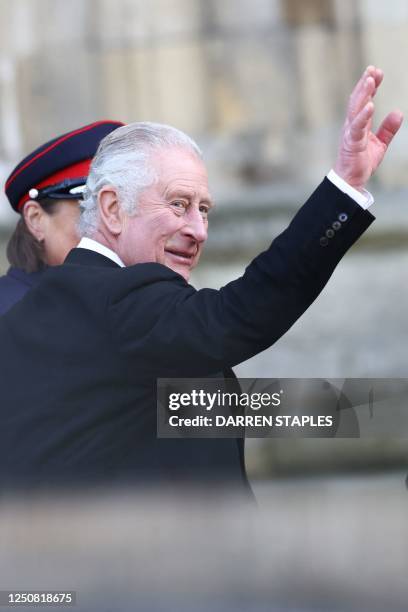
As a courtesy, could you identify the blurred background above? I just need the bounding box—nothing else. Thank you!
[1,1,408,610]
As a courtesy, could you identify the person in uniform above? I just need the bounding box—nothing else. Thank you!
[0,120,124,315]
[0,67,403,491]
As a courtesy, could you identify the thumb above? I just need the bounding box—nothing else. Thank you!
[376,110,404,148]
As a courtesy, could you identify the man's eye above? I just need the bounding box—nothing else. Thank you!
[171,201,187,213]
[199,206,209,218]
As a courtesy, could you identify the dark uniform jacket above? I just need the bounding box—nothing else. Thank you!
[0,180,374,490]
[0,267,44,315]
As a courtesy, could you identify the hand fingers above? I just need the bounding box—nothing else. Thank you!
[376,110,404,147]
[347,68,372,114]
[371,68,384,99]
[373,67,384,89]
[348,69,376,119]
[346,65,383,115]
[349,101,375,142]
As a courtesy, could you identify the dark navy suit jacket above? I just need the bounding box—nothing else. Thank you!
[0,179,374,490]
[0,267,44,315]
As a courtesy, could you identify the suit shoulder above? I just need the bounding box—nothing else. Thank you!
[121,262,185,284]
[109,263,190,299]
[45,261,191,307]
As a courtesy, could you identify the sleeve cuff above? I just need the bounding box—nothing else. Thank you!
[326,169,374,210]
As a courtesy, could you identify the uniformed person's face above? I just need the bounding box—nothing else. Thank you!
[41,200,80,265]
[120,147,213,281]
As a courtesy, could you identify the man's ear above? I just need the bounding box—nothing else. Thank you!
[98,186,123,235]
[23,201,46,242]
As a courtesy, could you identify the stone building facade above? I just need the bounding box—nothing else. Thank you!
[0,0,407,228]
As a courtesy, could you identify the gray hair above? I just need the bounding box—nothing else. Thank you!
[78,122,202,237]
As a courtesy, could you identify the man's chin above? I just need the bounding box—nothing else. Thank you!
[172,265,190,282]
[163,261,191,281]
[164,254,197,281]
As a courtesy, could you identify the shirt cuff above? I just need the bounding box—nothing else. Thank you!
[326,169,374,210]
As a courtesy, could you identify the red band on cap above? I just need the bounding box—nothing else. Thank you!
[6,120,115,191]
[17,158,92,211]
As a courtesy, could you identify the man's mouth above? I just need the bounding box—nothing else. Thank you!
[164,248,196,266]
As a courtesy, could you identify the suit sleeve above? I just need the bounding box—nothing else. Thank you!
[108,179,374,376]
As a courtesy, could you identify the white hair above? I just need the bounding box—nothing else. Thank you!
[78,121,202,237]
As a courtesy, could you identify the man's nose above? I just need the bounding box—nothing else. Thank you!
[181,209,208,243]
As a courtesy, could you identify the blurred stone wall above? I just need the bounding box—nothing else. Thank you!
[1,0,408,229]
[2,476,408,612]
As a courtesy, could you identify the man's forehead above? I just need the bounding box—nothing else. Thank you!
[152,147,211,197]
[152,147,207,175]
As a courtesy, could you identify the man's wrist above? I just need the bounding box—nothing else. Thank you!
[327,169,374,210]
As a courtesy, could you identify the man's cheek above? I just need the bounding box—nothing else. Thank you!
[191,252,201,270]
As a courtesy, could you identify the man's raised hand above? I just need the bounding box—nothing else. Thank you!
[334,66,403,192]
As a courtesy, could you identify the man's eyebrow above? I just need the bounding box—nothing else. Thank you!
[165,188,215,208]
[201,197,215,209]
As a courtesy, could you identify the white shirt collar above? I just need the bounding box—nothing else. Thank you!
[77,237,125,268]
